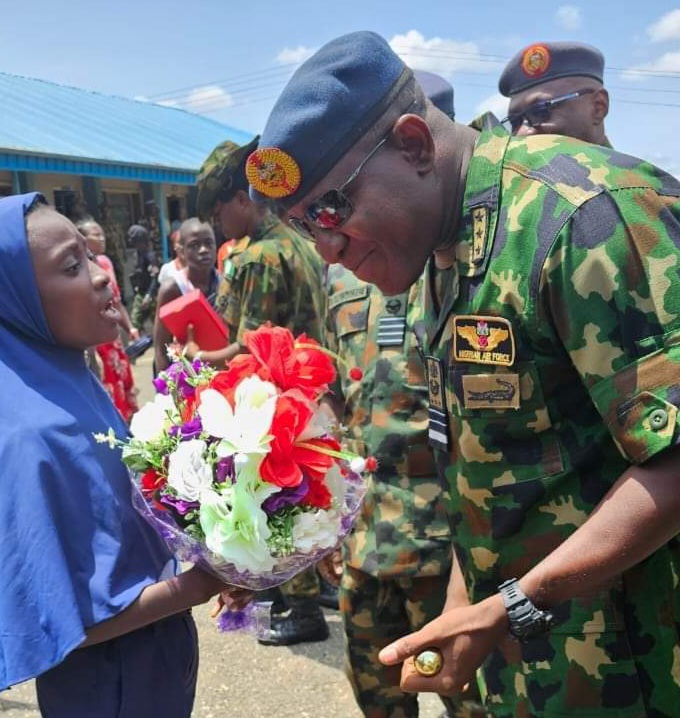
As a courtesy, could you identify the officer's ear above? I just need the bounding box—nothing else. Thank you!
[592,88,609,124]
[389,114,435,176]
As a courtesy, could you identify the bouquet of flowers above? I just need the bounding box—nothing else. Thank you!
[97,325,369,605]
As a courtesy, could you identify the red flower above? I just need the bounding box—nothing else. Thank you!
[260,391,340,488]
[365,456,378,472]
[140,468,166,497]
[243,325,336,399]
[301,476,332,509]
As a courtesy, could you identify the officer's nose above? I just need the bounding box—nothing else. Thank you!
[315,229,348,264]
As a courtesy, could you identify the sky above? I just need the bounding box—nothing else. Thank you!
[2,0,680,176]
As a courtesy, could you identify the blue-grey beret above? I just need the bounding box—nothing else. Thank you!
[247,31,412,208]
[498,41,604,97]
[414,70,455,118]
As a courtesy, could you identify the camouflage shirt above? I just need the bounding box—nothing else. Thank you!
[324,264,451,578]
[415,114,680,716]
[215,211,324,343]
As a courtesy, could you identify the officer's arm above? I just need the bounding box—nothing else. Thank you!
[519,443,680,608]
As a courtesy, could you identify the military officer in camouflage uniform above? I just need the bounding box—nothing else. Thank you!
[498,41,612,147]
[248,31,680,717]
[194,137,329,647]
[324,73,481,718]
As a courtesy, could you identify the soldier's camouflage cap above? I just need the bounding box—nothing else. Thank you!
[499,41,604,97]
[195,135,260,221]
[247,31,411,209]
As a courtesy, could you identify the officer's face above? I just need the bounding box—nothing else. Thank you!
[507,78,604,144]
[213,192,249,241]
[288,118,440,296]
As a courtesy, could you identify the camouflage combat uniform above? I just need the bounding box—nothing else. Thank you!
[325,264,463,717]
[416,114,680,717]
[216,210,324,599]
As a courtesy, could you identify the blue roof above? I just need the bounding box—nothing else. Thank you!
[0,72,253,183]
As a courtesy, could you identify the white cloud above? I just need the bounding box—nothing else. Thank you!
[476,93,509,119]
[556,5,582,30]
[647,9,680,42]
[276,46,316,65]
[174,85,234,112]
[388,30,499,75]
[622,50,680,80]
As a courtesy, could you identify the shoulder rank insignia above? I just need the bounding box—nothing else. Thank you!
[245,147,301,199]
[425,356,449,450]
[453,315,515,366]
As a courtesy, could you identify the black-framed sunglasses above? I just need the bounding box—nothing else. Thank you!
[501,88,595,133]
[288,135,389,241]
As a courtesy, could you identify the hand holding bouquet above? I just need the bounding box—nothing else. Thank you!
[97,325,368,612]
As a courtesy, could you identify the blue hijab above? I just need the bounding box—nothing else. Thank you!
[0,194,171,689]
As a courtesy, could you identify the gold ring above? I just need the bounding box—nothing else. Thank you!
[413,647,443,677]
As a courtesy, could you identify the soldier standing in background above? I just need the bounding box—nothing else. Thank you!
[498,41,611,146]
[192,137,330,647]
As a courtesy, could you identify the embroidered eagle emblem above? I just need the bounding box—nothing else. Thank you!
[456,324,509,352]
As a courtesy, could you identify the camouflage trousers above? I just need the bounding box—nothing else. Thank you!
[279,566,320,599]
[340,566,483,718]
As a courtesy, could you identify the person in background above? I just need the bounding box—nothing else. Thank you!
[158,229,186,286]
[0,194,248,717]
[250,31,680,716]
[323,68,482,718]
[188,136,330,647]
[128,223,159,334]
[77,218,139,423]
[153,218,220,372]
[498,41,611,146]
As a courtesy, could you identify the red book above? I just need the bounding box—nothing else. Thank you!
[159,289,229,351]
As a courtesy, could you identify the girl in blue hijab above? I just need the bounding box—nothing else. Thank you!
[0,194,235,717]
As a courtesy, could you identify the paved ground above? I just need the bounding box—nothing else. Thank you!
[0,351,444,718]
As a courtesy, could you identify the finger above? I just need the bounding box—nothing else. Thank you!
[400,656,469,697]
[186,323,194,342]
[378,627,436,666]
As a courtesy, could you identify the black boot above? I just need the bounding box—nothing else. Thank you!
[254,587,287,615]
[257,598,329,646]
[316,571,339,610]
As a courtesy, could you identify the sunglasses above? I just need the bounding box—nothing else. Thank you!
[288,135,389,241]
[501,88,595,133]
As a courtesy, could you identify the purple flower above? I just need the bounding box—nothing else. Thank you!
[216,456,235,484]
[262,476,310,514]
[159,494,200,515]
[218,606,258,632]
[179,416,203,440]
[153,376,169,395]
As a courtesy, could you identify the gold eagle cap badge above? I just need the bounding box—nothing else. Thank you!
[245,147,301,199]
[521,44,551,78]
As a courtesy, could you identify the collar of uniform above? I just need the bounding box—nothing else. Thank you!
[454,112,510,278]
[229,234,252,257]
[251,210,280,243]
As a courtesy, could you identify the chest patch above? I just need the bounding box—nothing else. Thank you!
[461,373,520,410]
[453,315,515,366]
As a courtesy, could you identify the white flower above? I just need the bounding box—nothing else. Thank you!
[324,462,347,507]
[129,393,176,442]
[197,377,277,459]
[199,468,279,573]
[292,509,341,553]
[167,439,213,501]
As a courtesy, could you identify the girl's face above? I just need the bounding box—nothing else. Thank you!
[81,221,106,255]
[27,208,120,349]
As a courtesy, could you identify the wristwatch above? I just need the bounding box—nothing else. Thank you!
[498,578,555,642]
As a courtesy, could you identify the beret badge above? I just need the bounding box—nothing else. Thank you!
[521,44,551,78]
[246,147,301,199]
